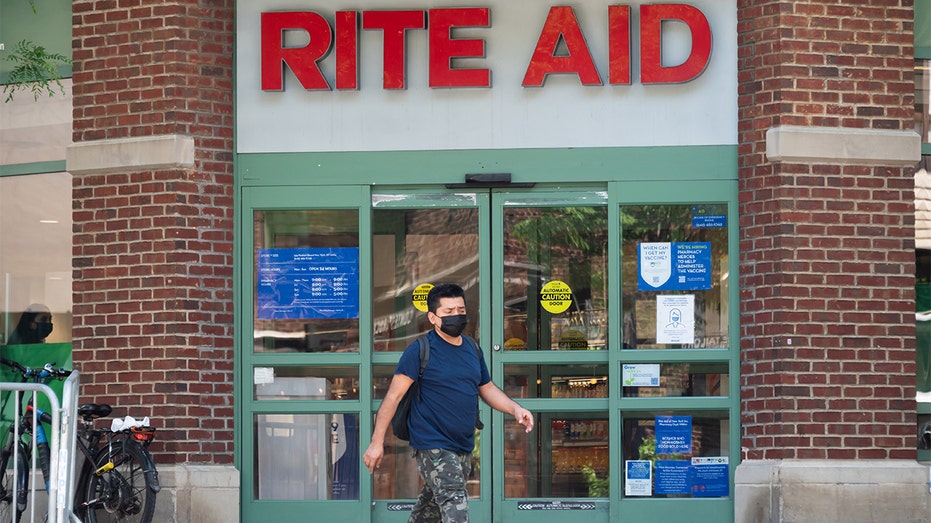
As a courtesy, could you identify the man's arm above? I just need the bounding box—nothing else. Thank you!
[478,381,534,433]
[363,373,414,473]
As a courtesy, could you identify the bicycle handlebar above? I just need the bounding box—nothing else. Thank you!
[0,358,72,381]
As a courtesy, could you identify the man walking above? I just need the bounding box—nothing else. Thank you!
[363,283,534,522]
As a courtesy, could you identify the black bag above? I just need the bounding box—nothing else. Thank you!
[390,334,484,441]
[391,382,417,441]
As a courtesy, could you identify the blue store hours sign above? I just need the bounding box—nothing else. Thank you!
[256,247,360,319]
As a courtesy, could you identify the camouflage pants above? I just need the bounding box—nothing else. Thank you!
[408,448,472,523]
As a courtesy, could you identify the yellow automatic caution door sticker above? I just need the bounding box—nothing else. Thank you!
[540,280,572,314]
[412,283,433,312]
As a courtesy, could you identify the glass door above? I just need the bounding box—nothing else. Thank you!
[368,190,490,522]
[368,188,612,523]
[489,190,612,522]
[241,186,371,522]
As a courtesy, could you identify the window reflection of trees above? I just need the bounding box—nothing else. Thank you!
[621,205,729,349]
[506,206,609,351]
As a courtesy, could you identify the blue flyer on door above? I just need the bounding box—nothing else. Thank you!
[256,247,360,319]
[654,415,692,454]
[690,457,729,497]
[638,242,712,291]
[654,460,692,495]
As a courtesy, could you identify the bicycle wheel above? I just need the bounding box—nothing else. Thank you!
[0,441,30,522]
[82,440,156,523]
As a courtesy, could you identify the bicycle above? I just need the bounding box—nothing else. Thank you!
[0,358,160,523]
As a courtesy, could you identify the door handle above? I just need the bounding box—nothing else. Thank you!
[493,343,501,351]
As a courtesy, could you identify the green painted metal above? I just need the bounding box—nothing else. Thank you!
[0,161,66,176]
[237,145,737,187]
[917,0,931,58]
[235,147,739,523]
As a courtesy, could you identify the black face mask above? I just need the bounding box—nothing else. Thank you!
[35,322,53,339]
[438,314,468,337]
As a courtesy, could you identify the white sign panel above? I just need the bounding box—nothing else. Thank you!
[236,0,738,153]
[623,363,661,387]
[656,294,695,344]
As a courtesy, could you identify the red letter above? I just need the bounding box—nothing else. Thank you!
[335,11,359,90]
[362,10,426,89]
[428,8,491,88]
[608,5,631,85]
[640,4,712,84]
[261,12,332,91]
[522,6,602,87]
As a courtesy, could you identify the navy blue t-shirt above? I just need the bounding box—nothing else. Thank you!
[395,330,491,454]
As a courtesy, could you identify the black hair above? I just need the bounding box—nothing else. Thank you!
[426,283,466,313]
[9,310,46,344]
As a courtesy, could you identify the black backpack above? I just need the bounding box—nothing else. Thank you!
[390,334,484,441]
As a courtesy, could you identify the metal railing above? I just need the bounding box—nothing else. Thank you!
[0,370,80,523]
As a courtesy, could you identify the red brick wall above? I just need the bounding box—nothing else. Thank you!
[737,0,917,459]
[71,0,235,465]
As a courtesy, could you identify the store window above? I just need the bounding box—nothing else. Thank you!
[250,208,362,501]
[503,205,609,352]
[504,411,610,499]
[0,172,73,348]
[621,410,730,498]
[252,209,360,353]
[620,204,729,350]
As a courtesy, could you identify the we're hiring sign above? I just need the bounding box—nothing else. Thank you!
[236,1,737,153]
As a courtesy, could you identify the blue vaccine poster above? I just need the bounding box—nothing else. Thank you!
[638,242,712,291]
[256,247,359,319]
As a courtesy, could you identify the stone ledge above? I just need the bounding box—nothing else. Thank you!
[158,463,240,489]
[735,459,931,523]
[766,125,921,166]
[152,463,240,523]
[66,134,195,175]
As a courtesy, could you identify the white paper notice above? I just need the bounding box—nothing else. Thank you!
[254,367,274,385]
[656,294,695,344]
[625,460,653,496]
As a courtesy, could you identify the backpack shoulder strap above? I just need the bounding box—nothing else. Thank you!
[417,334,430,378]
[462,335,486,430]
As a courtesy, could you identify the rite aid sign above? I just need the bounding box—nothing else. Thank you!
[237,1,737,153]
[261,5,712,90]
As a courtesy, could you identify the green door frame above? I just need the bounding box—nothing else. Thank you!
[608,179,740,521]
[239,185,373,522]
[235,145,739,523]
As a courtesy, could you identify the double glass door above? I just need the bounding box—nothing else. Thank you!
[241,183,736,523]
[369,189,611,523]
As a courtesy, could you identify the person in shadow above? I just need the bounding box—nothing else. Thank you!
[6,303,53,345]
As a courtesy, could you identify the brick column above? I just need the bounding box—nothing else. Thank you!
[68,0,235,469]
[735,1,923,520]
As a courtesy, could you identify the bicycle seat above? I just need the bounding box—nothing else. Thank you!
[78,403,113,419]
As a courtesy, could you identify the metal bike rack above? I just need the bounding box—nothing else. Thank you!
[0,370,80,523]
